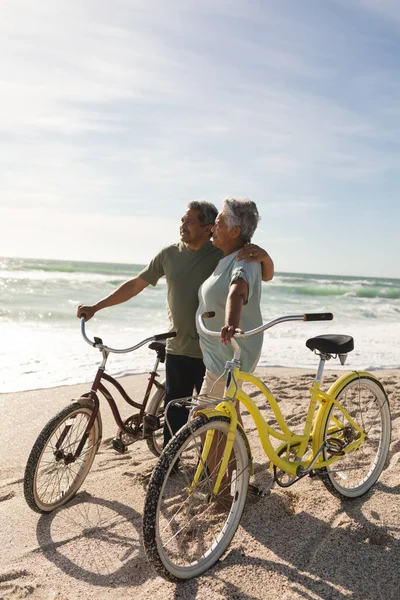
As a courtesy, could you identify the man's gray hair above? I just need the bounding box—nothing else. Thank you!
[187,200,218,226]
[222,197,260,243]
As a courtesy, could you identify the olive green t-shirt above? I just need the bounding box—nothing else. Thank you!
[138,242,222,358]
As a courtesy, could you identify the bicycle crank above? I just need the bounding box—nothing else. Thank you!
[274,443,304,487]
[113,414,143,453]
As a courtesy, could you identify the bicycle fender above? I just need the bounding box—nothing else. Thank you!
[313,371,386,455]
[146,380,166,415]
[327,371,386,399]
[195,408,254,476]
[196,407,231,419]
[72,395,103,441]
[72,393,95,407]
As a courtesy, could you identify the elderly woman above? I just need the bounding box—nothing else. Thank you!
[196,197,265,401]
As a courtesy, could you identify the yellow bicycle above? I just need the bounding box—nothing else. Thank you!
[143,312,391,581]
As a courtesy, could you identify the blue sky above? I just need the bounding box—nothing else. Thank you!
[1,0,400,277]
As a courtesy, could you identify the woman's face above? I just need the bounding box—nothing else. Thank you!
[211,211,233,250]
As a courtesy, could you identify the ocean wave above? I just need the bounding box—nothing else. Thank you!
[0,269,167,287]
[0,309,76,323]
[1,257,142,276]
[279,285,400,300]
[0,270,129,284]
[272,273,393,287]
[359,309,378,319]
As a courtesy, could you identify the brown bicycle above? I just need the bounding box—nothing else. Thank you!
[24,317,175,513]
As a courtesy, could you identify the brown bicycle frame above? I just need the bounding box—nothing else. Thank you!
[74,355,165,458]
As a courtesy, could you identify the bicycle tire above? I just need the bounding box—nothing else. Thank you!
[146,383,166,457]
[143,414,250,581]
[321,375,391,498]
[24,402,101,513]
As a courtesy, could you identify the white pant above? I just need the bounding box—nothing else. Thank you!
[200,369,243,397]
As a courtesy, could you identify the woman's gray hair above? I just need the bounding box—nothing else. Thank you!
[187,201,218,226]
[222,197,260,243]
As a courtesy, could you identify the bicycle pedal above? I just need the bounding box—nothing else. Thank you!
[143,414,160,432]
[325,437,346,456]
[112,438,128,454]
[248,483,263,497]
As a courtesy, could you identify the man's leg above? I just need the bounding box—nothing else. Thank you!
[163,354,205,447]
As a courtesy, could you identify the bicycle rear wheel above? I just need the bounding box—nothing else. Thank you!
[322,375,391,498]
[143,414,250,581]
[24,402,101,513]
[146,383,165,457]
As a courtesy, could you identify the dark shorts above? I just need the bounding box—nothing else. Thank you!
[163,353,205,446]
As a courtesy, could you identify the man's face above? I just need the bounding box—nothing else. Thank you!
[180,209,211,245]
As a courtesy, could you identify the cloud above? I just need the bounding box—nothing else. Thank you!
[0,206,177,264]
[357,0,400,21]
[1,0,400,275]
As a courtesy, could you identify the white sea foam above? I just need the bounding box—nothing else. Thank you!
[1,257,400,392]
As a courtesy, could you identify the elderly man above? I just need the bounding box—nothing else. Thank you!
[77,200,274,445]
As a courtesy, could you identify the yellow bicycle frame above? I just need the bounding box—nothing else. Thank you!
[196,368,378,494]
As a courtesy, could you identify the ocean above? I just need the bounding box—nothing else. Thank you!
[1,256,400,393]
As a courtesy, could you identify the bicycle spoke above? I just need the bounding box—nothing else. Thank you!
[144,415,250,579]
[24,403,100,512]
[322,376,390,498]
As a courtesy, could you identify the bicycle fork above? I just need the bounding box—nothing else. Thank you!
[191,400,238,499]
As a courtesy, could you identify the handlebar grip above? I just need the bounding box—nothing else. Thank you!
[303,313,333,321]
[154,331,177,341]
[202,311,216,318]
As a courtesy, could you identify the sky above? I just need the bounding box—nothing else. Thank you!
[1,0,400,278]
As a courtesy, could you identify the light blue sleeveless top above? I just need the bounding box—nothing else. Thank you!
[196,250,263,375]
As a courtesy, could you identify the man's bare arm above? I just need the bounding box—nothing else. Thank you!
[77,276,150,321]
[236,244,274,282]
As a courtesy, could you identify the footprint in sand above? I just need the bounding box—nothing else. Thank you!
[284,490,300,515]
[0,582,43,599]
[285,414,305,427]
[367,529,393,547]
[0,569,31,584]
[342,522,394,548]
[122,465,155,486]
[278,391,292,399]
[0,489,15,502]
[389,410,400,421]
[94,452,133,473]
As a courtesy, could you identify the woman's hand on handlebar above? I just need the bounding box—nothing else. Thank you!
[220,325,244,345]
[77,304,96,321]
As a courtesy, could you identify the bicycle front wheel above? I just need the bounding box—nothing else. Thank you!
[143,414,250,581]
[24,402,101,513]
[322,375,391,498]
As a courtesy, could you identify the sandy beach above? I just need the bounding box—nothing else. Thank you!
[1,366,400,600]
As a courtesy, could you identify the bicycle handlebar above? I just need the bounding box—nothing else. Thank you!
[303,313,333,322]
[80,317,176,354]
[197,312,333,339]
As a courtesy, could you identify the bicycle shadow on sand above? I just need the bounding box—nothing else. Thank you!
[228,481,400,600]
[172,554,354,600]
[35,492,149,588]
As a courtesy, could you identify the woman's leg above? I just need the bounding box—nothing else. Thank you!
[199,370,243,503]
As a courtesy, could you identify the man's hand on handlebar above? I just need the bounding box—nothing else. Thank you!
[77,305,96,321]
[220,325,244,345]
